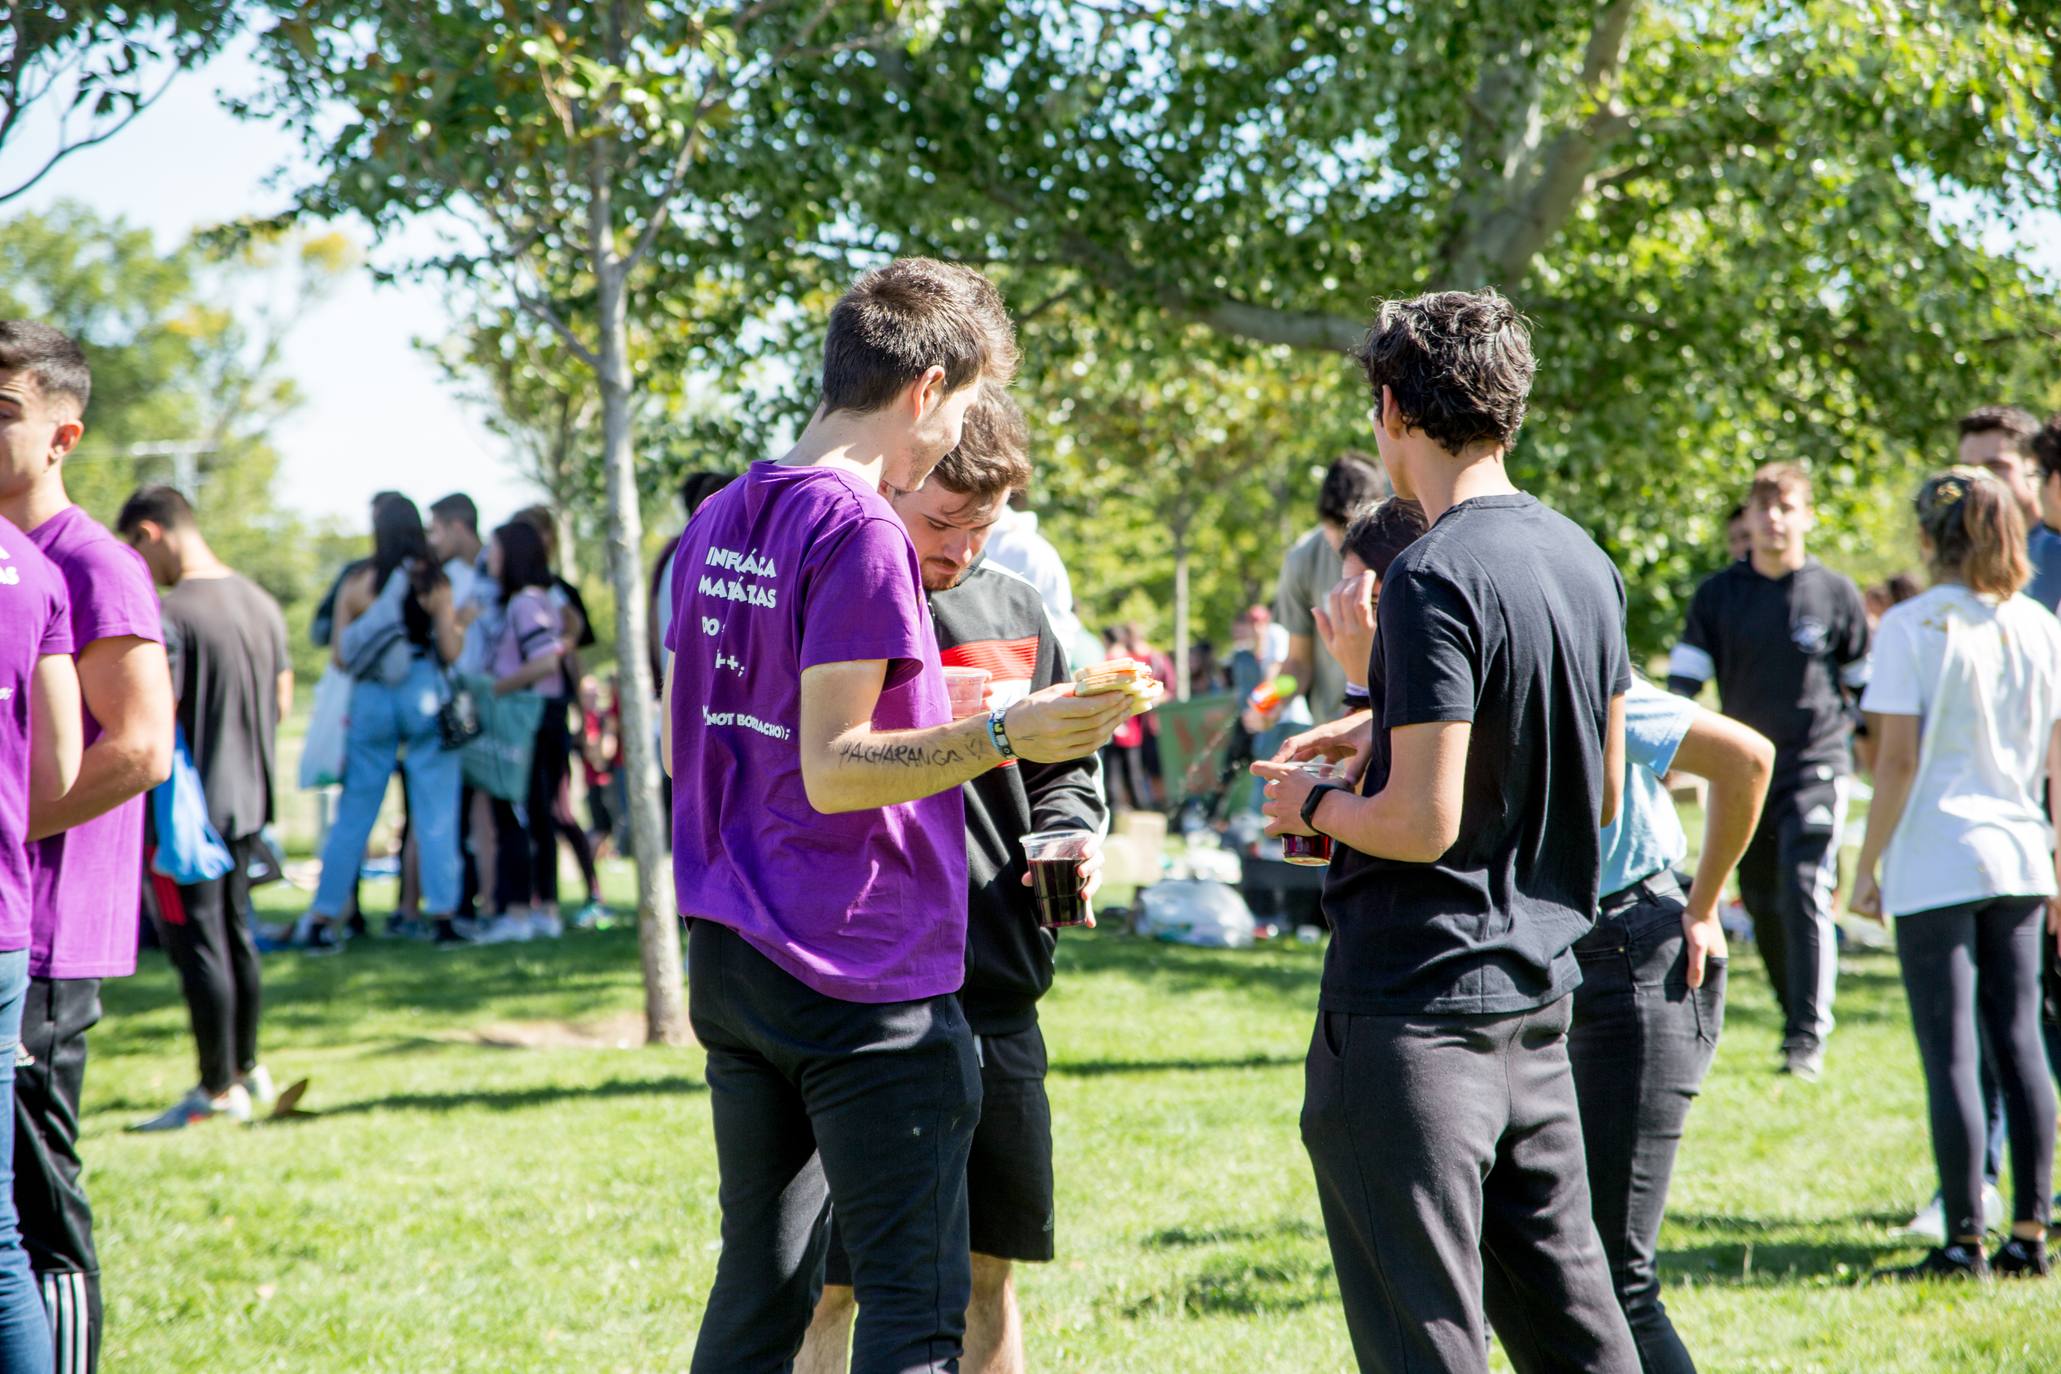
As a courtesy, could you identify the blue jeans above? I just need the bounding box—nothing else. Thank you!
[315,660,461,917]
[0,948,53,1373]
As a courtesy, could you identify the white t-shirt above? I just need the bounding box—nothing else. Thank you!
[984,509,1082,648]
[1860,585,2061,916]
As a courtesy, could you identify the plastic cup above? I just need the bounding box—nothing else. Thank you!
[943,665,992,719]
[1282,761,1338,867]
[1021,829,1100,928]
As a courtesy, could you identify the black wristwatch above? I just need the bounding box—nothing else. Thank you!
[1300,781,1348,836]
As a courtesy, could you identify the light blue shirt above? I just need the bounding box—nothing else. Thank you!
[1598,680,1697,900]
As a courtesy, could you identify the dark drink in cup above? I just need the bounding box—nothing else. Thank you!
[1282,761,1337,866]
[1021,829,1099,928]
[1281,832,1333,866]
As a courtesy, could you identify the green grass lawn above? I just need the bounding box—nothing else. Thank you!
[89,863,2058,1373]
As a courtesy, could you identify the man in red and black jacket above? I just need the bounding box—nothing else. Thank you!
[798,384,1106,1374]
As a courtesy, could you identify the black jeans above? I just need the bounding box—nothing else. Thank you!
[1570,877,1724,1374]
[686,920,981,1374]
[1895,896,2056,1237]
[13,976,103,1374]
[1301,995,1638,1374]
[1735,776,1844,1051]
[149,833,264,1096]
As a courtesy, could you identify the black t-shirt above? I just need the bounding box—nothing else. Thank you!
[1320,495,1632,1015]
[161,573,290,840]
[1667,559,1868,789]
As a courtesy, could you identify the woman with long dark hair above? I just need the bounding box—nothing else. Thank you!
[309,497,462,951]
[476,520,571,943]
[1852,466,2060,1281]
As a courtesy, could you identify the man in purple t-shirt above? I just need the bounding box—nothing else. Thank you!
[0,516,81,1371]
[0,322,174,1374]
[661,261,1149,1373]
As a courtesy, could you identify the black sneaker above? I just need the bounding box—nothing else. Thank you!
[433,918,476,948]
[1886,1243,1990,1282]
[305,924,343,958]
[1779,1041,1824,1082]
[1991,1236,2051,1278]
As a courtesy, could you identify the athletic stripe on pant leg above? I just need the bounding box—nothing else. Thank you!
[1806,779,1848,1042]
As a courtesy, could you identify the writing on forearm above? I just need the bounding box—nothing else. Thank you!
[837,739,973,769]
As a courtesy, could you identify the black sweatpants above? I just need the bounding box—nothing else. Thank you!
[1735,774,1845,1051]
[1300,995,1638,1374]
[493,707,571,909]
[149,834,263,1096]
[1569,878,1724,1374]
[13,976,103,1374]
[1895,896,2056,1238]
[686,920,981,1374]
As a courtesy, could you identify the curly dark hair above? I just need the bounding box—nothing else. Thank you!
[1341,497,1430,580]
[2030,413,2061,484]
[1355,290,1534,455]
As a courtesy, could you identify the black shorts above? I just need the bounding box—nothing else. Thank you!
[825,1022,1055,1283]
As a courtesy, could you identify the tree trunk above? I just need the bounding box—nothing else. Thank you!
[593,242,688,1046]
[1172,529,1191,703]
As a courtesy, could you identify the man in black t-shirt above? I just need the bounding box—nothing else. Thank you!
[1668,463,1868,1081]
[1258,291,1638,1374]
[117,486,291,1130]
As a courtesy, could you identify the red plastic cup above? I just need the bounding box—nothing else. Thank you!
[1021,829,1099,927]
[943,666,992,720]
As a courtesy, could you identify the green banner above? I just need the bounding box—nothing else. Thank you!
[1150,691,1241,808]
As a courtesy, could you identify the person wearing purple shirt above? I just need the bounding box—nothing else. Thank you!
[0,515,82,1374]
[0,322,174,1374]
[661,260,1149,1374]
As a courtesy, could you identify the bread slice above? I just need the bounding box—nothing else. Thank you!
[1074,657,1151,696]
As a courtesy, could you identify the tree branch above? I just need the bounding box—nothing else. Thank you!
[0,65,179,205]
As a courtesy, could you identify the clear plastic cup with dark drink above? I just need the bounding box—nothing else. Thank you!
[1282,761,1339,866]
[1021,829,1099,928]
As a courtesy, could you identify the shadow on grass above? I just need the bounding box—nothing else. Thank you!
[1659,1210,1905,1287]
[1053,1053,1302,1078]
[1055,930,1323,1007]
[290,1074,708,1119]
[1116,1250,1336,1318]
[1142,1217,1323,1249]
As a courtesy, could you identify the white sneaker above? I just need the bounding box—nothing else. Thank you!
[241,1065,277,1108]
[131,1083,252,1132]
[1895,1184,2006,1242]
[528,912,564,940]
[475,915,534,945]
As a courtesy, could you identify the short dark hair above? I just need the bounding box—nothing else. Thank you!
[492,519,554,594]
[819,258,1018,416]
[927,384,1031,504]
[1318,453,1387,526]
[1341,498,1430,580]
[116,484,196,536]
[512,505,558,563]
[1748,462,1811,507]
[429,492,478,534]
[1959,404,2040,450]
[680,471,736,519]
[2029,414,2061,484]
[0,321,90,414]
[1724,502,1746,525]
[1355,289,1534,456]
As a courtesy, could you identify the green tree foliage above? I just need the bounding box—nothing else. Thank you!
[0,0,242,203]
[759,0,2061,652]
[0,202,351,678]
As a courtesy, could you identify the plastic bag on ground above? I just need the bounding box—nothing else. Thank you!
[1135,879,1257,949]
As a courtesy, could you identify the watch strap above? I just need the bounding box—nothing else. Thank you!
[1300,780,1348,836]
[986,706,1017,761]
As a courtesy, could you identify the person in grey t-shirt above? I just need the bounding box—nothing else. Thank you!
[1255,454,1386,730]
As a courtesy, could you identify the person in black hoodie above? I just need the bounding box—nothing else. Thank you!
[797,384,1105,1374]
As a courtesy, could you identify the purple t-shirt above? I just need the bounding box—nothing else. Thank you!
[27,505,163,979]
[666,463,967,1003]
[0,517,73,953]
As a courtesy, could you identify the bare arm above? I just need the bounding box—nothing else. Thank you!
[1849,712,1920,921]
[427,584,463,667]
[799,661,1140,816]
[329,570,374,671]
[26,635,174,841]
[1257,720,1470,864]
[276,669,295,725]
[661,655,675,777]
[494,644,563,696]
[1668,709,1775,986]
[1600,692,1627,829]
[27,653,83,833]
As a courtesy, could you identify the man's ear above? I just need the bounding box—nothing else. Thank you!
[50,416,84,463]
[910,365,948,421]
[1379,386,1409,441]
